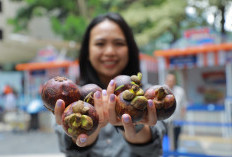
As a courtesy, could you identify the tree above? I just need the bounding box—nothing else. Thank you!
[8,0,186,46]
[186,0,232,34]
[122,0,187,47]
[10,0,231,55]
[8,0,129,42]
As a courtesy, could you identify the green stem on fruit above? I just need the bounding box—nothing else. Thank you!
[84,92,93,104]
[64,113,82,129]
[115,85,124,92]
[137,72,142,81]
[131,81,138,86]
[135,88,144,96]
[157,87,166,100]
[72,100,84,113]
[131,85,139,93]
[81,115,93,130]
[131,75,140,85]
[131,96,148,110]
[123,90,135,101]
[72,100,89,114]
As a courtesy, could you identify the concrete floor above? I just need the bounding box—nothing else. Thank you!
[0,130,64,157]
[179,134,232,157]
[0,122,231,157]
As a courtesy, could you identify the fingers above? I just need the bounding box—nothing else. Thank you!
[94,91,108,127]
[75,134,88,147]
[102,89,109,119]
[107,79,115,96]
[106,79,121,125]
[146,99,157,126]
[102,89,108,102]
[121,114,136,138]
[108,94,119,125]
[54,99,65,125]
[94,91,103,118]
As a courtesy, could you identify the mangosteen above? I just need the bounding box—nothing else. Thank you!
[41,76,81,112]
[62,100,99,138]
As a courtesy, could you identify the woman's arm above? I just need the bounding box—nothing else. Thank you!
[125,121,166,157]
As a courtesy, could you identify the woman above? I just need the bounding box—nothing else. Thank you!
[54,12,166,157]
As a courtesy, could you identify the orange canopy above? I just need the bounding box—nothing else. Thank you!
[16,60,79,71]
[154,43,232,57]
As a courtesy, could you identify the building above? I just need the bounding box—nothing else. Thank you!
[0,0,66,67]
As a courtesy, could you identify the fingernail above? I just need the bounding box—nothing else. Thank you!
[102,90,107,96]
[79,137,86,143]
[110,80,114,86]
[95,91,101,99]
[57,99,62,107]
[148,100,153,108]
[110,94,115,102]
[122,114,130,123]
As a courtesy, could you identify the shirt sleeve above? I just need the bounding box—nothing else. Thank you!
[126,121,166,157]
[54,125,98,157]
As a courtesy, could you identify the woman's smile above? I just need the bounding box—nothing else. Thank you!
[89,19,129,81]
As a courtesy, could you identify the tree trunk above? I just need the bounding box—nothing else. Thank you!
[219,2,226,34]
[77,0,89,20]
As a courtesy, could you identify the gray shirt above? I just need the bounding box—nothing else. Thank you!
[55,121,166,157]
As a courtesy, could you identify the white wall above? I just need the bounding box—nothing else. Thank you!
[0,0,24,40]
[0,0,61,41]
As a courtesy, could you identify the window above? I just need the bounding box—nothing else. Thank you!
[0,29,3,40]
[0,1,2,13]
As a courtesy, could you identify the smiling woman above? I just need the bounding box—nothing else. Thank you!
[54,12,166,157]
[89,20,129,86]
[79,12,140,89]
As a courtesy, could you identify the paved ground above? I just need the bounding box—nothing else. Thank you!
[0,130,65,157]
[179,134,232,157]
[0,124,231,157]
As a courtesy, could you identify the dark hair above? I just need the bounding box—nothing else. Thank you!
[79,12,140,88]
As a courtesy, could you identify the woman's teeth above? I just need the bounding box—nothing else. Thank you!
[104,61,116,65]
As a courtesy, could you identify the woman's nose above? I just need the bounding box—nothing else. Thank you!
[104,45,115,55]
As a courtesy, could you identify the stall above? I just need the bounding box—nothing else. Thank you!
[16,60,79,131]
[155,43,232,137]
[15,47,79,131]
[139,53,158,85]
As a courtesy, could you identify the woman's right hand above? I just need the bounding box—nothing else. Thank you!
[54,90,108,147]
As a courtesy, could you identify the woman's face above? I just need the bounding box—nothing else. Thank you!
[89,20,129,81]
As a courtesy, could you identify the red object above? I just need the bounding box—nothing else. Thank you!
[3,85,13,94]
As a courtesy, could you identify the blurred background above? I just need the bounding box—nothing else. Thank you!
[0,0,232,156]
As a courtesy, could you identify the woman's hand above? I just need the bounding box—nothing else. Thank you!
[106,80,157,144]
[54,90,108,147]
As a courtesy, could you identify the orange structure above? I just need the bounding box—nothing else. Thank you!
[154,42,232,137]
[16,60,79,71]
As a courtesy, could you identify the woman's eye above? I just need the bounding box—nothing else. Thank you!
[115,42,126,46]
[95,43,104,46]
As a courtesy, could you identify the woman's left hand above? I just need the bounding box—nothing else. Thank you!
[105,80,157,144]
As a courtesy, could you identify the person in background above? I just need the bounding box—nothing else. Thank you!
[2,85,17,128]
[54,12,166,157]
[165,72,187,151]
[2,85,17,113]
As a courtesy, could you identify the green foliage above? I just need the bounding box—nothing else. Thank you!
[122,0,187,47]
[51,14,87,41]
[8,0,128,41]
[10,0,230,55]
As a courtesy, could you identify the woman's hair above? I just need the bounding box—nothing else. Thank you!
[79,12,140,88]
